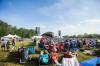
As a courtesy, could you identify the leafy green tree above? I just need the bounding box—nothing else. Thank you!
[0,20,36,38]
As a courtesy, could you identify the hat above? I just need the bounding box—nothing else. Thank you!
[64,51,72,58]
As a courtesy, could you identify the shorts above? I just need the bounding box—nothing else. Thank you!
[1,45,5,48]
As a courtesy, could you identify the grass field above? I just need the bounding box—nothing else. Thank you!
[0,41,93,66]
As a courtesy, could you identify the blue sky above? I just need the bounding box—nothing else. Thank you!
[0,0,100,36]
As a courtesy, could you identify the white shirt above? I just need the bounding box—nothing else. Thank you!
[1,40,7,46]
[62,56,79,66]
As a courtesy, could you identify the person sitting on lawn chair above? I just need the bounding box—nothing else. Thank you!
[39,50,49,65]
[18,46,29,63]
[59,42,64,52]
[51,49,61,66]
[39,39,46,50]
[62,51,79,66]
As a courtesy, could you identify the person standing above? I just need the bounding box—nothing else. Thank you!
[10,37,17,52]
[1,39,7,51]
[6,40,10,51]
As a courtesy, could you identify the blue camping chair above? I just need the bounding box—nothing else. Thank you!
[27,46,35,54]
[24,49,29,60]
[19,47,29,63]
[70,40,78,52]
[39,53,49,66]
[39,43,46,50]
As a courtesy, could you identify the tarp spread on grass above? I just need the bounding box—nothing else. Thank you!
[80,57,100,66]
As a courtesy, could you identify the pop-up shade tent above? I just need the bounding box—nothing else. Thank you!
[1,34,21,41]
[4,34,14,38]
[13,35,21,39]
[80,57,100,66]
[4,34,21,38]
[32,36,42,39]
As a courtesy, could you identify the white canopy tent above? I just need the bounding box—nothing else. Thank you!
[4,34,14,38]
[4,34,21,38]
[32,36,42,39]
[1,34,21,41]
[13,35,21,39]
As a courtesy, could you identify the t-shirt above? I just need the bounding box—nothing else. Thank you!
[40,54,49,63]
[12,38,16,45]
[1,40,7,46]
[51,52,59,60]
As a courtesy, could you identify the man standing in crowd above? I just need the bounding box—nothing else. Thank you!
[10,37,17,52]
[1,39,7,51]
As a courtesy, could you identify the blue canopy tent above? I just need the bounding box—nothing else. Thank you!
[80,57,100,66]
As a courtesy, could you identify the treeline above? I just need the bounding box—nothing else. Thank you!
[0,20,36,38]
[63,33,100,39]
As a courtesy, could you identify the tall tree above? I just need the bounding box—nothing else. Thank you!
[0,20,36,38]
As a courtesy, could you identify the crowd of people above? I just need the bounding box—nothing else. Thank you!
[0,36,98,66]
[31,37,98,66]
[0,37,17,52]
[38,37,97,53]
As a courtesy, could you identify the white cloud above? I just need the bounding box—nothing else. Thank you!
[80,19,100,25]
[39,18,100,36]
[36,0,100,35]
[3,0,100,36]
[78,19,100,34]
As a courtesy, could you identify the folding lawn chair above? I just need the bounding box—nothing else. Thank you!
[19,47,29,63]
[39,53,49,66]
[27,46,35,54]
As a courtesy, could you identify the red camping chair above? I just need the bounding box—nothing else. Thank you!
[49,44,54,51]
[56,44,59,52]
[59,43,64,52]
